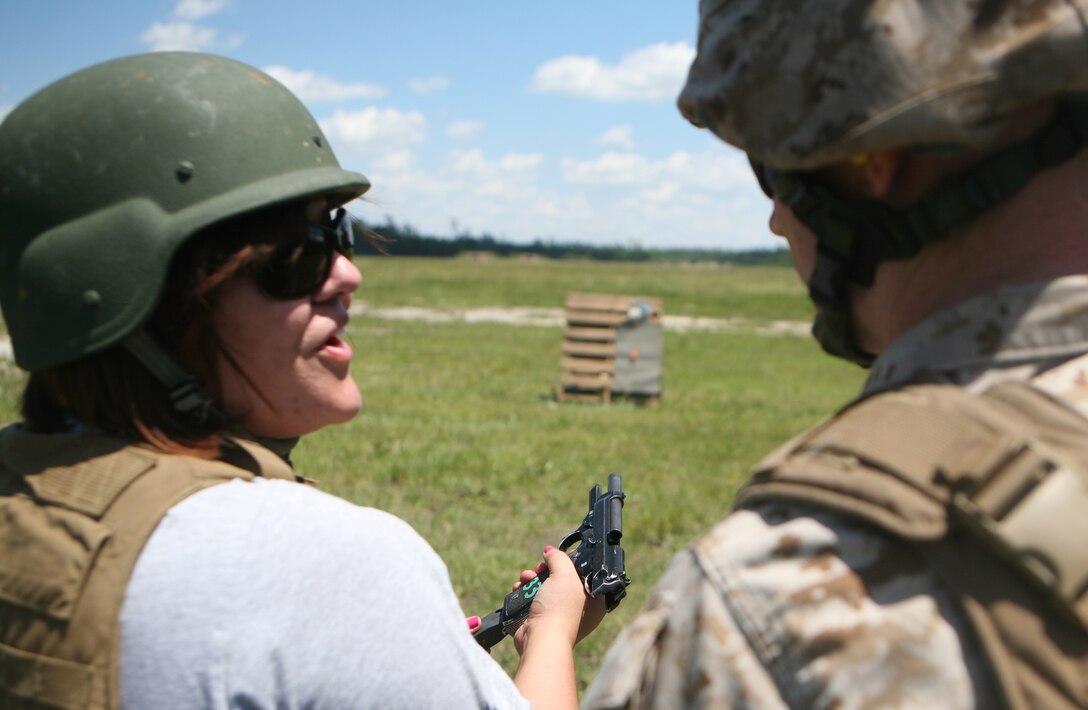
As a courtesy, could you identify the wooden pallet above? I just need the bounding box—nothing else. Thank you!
[556,292,663,404]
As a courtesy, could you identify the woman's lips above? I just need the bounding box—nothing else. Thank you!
[317,330,353,363]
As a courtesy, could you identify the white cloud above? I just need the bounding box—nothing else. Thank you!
[450,149,543,177]
[529,41,695,102]
[563,152,651,186]
[499,154,544,172]
[549,146,772,247]
[352,140,774,251]
[446,120,484,141]
[367,148,552,238]
[174,0,230,20]
[409,76,450,95]
[264,66,386,102]
[140,22,243,52]
[322,107,428,171]
[599,124,635,150]
[0,105,12,124]
[641,181,681,204]
[562,147,751,190]
[450,149,487,174]
[375,150,415,172]
[446,149,545,201]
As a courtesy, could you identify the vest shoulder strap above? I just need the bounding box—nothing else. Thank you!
[736,381,1088,709]
[740,381,1088,625]
[0,434,257,710]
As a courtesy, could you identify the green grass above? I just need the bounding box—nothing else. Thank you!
[355,255,811,322]
[0,361,21,418]
[0,256,865,689]
[305,256,863,683]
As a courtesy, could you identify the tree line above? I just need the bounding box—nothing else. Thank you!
[354,216,791,267]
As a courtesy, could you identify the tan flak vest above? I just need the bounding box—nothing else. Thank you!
[0,427,301,710]
[736,378,1088,710]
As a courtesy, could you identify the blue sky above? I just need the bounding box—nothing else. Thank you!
[0,0,777,251]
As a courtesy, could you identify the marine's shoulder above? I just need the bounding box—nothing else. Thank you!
[586,503,993,709]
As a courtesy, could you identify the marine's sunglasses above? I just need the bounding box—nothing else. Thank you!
[257,207,355,299]
[748,156,776,199]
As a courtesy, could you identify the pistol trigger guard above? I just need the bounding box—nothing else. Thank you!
[558,528,584,551]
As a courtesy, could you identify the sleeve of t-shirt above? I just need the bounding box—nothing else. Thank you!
[119,477,530,710]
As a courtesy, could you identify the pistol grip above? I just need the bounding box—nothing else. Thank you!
[472,610,506,649]
[472,568,551,649]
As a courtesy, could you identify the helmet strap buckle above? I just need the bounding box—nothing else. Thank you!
[122,329,223,425]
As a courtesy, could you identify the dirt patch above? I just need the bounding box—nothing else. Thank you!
[352,304,810,336]
[0,308,809,362]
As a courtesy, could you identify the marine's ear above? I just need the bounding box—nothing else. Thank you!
[860,149,903,199]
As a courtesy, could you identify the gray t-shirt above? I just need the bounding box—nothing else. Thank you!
[120,477,530,709]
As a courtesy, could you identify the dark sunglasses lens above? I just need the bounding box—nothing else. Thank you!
[258,231,333,299]
[748,156,774,198]
[256,209,354,299]
[258,248,331,299]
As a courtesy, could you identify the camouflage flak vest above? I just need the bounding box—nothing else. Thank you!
[0,428,299,710]
[737,380,1088,710]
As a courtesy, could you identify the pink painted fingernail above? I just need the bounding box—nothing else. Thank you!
[467,615,481,631]
[544,545,556,553]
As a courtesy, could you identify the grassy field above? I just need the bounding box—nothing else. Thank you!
[355,256,812,322]
[0,255,865,689]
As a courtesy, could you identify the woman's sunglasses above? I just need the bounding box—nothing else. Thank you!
[257,207,355,299]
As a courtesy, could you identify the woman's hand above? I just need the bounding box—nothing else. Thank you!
[512,546,606,655]
[508,546,606,708]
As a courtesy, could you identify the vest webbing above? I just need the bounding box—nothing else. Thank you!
[736,381,1088,710]
[0,430,298,710]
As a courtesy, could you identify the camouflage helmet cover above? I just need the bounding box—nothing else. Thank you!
[0,52,370,372]
[678,0,1088,170]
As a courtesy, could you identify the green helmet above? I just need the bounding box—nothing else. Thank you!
[678,1,1088,365]
[0,52,370,372]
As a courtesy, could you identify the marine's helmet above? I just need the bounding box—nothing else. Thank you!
[678,0,1088,364]
[0,52,370,374]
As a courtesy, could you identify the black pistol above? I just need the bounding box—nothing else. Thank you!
[472,473,631,649]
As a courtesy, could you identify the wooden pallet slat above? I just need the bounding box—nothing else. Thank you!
[562,341,615,358]
[560,371,612,388]
[564,326,617,342]
[560,356,612,374]
[565,293,664,318]
[565,310,627,327]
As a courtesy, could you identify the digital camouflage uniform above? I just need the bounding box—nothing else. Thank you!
[675,0,1088,172]
[583,278,1088,709]
[585,1,1088,708]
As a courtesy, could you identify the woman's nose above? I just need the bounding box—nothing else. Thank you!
[316,252,362,303]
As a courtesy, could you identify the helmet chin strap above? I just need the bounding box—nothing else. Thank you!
[123,329,302,463]
[122,328,225,426]
[764,99,1088,367]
